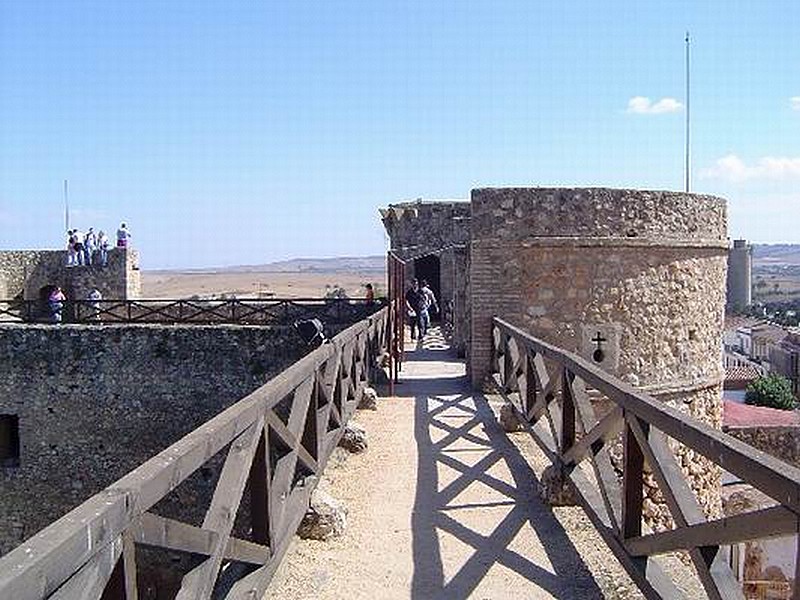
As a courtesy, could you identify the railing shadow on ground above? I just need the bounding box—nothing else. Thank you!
[405,329,604,600]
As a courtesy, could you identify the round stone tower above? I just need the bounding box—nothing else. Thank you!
[470,187,728,522]
[726,239,752,312]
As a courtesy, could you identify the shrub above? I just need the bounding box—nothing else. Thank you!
[745,374,797,411]
[325,286,348,300]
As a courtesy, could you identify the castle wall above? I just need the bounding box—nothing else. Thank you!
[470,187,729,523]
[0,324,306,556]
[0,248,141,301]
[381,201,471,354]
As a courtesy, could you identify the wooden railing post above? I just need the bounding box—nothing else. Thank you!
[502,333,513,393]
[523,352,535,418]
[249,426,270,547]
[621,414,646,540]
[560,367,576,454]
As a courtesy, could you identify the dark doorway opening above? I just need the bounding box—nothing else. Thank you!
[0,414,20,468]
[414,254,441,322]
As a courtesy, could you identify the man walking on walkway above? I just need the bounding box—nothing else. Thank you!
[405,279,424,340]
[419,279,438,338]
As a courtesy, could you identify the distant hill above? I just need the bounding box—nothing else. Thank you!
[149,255,386,275]
[753,244,800,266]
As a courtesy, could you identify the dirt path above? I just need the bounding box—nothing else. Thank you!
[265,329,686,599]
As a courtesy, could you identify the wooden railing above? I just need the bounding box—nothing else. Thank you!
[0,307,388,599]
[386,252,406,391]
[0,297,381,325]
[490,316,800,600]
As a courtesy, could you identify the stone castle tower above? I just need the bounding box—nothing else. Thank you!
[726,239,752,312]
[384,187,729,523]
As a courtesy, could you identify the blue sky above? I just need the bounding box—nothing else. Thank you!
[1,1,798,269]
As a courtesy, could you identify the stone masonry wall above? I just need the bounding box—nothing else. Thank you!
[0,248,141,301]
[470,187,729,523]
[725,425,800,469]
[381,200,471,353]
[0,324,306,556]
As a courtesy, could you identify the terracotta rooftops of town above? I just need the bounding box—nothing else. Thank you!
[751,323,790,344]
[724,315,764,332]
[723,399,800,429]
[724,366,761,390]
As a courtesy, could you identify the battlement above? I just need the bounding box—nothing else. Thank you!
[0,247,141,302]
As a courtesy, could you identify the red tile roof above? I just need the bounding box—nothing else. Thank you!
[724,366,761,385]
[723,400,800,428]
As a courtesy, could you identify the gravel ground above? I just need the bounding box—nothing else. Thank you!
[265,335,705,599]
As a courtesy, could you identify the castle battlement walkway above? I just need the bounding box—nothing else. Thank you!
[2,311,798,599]
[267,328,643,599]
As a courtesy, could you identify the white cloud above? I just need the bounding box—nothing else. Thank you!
[626,96,683,114]
[700,154,800,183]
[791,96,800,111]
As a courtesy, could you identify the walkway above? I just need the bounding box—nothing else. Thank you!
[267,328,638,599]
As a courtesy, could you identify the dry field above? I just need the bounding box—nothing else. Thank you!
[141,270,385,300]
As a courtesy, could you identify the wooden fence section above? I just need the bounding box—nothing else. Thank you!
[490,316,800,600]
[0,308,388,600]
[0,297,380,326]
[386,252,406,391]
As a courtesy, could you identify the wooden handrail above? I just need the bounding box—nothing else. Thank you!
[0,307,389,600]
[490,316,800,600]
[0,297,382,325]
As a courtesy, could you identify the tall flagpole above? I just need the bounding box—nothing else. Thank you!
[685,32,691,193]
[64,179,70,231]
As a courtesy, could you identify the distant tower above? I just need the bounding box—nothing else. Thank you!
[726,239,752,312]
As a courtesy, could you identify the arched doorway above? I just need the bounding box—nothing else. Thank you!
[414,254,441,322]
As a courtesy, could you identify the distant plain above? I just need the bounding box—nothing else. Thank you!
[141,256,386,299]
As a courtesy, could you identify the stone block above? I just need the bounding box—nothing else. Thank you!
[338,421,368,453]
[297,489,348,541]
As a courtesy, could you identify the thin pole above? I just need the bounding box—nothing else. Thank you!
[64,179,70,231]
[685,32,691,193]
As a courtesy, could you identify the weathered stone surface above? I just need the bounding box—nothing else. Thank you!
[380,201,471,356]
[0,324,307,556]
[297,489,348,541]
[358,386,378,410]
[338,421,368,453]
[539,464,578,506]
[726,425,800,468]
[0,248,141,302]
[498,403,524,432]
[469,187,728,528]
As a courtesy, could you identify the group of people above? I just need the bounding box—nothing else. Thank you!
[46,286,103,324]
[405,278,439,340]
[65,222,131,267]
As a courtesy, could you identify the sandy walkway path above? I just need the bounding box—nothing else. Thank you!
[266,329,645,599]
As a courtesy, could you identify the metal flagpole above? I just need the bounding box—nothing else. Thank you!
[64,179,70,231]
[685,32,691,193]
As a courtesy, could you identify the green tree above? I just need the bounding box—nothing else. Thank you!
[745,374,797,410]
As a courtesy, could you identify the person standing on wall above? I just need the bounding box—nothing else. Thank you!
[84,227,97,265]
[420,279,439,338]
[116,222,131,248]
[65,230,77,266]
[97,230,110,266]
[72,228,84,266]
[86,288,102,322]
[405,279,424,341]
[48,286,66,324]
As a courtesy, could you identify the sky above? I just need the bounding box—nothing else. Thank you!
[1,1,798,269]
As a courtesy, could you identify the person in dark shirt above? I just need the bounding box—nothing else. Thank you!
[405,279,424,340]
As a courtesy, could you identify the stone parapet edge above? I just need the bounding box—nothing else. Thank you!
[471,238,729,250]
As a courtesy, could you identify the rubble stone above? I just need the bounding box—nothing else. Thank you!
[297,489,348,541]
